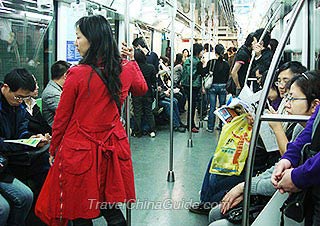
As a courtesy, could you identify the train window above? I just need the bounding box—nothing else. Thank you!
[0,1,54,94]
[310,0,320,70]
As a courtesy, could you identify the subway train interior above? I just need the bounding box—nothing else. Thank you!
[0,0,320,225]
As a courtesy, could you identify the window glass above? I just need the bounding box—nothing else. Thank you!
[0,1,55,94]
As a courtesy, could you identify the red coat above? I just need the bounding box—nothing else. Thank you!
[35,60,147,225]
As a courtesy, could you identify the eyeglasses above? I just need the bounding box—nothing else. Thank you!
[274,81,288,87]
[285,94,307,102]
[13,95,31,101]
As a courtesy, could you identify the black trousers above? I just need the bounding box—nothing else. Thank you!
[73,206,126,226]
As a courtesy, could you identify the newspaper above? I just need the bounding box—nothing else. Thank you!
[4,138,42,147]
[215,86,279,152]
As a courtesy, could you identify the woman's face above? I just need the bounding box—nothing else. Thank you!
[31,81,39,98]
[75,27,90,57]
[183,50,189,57]
[285,83,311,116]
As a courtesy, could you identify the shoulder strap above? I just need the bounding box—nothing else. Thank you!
[90,65,121,116]
[312,109,320,138]
[209,59,216,74]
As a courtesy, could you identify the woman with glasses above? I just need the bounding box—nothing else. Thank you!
[272,71,320,225]
[208,71,320,226]
[36,15,147,226]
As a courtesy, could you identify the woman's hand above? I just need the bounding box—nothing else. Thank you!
[49,155,54,166]
[277,168,301,193]
[271,159,292,190]
[221,182,244,214]
[120,42,134,60]
[246,113,254,126]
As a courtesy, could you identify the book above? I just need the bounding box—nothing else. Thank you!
[4,138,42,147]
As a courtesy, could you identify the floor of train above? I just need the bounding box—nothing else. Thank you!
[93,116,221,226]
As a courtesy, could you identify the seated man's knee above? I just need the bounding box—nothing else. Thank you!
[0,195,10,222]
[12,179,33,209]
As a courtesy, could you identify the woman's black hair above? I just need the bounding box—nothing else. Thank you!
[75,15,122,112]
[174,53,183,66]
[244,33,254,48]
[182,48,189,56]
[286,71,320,110]
[134,49,146,65]
[214,44,225,71]
[192,43,203,57]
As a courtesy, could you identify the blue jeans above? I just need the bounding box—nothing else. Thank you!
[208,84,227,130]
[159,97,181,127]
[200,157,245,203]
[0,178,33,226]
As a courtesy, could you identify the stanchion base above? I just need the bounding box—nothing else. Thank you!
[167,171,175,182]
[199,121,203,128]
[187,139,193,147]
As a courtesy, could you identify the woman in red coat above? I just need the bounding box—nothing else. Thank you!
[35,15,147,226]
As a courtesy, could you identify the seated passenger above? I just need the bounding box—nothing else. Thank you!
[23,76,51,135]
[189,62,307,215]
[157,70,186,133]
[42,60,70,126]
[272,71,320,225]
[0,68,50,225]
[208,70,320,226]
[0,178,33,226]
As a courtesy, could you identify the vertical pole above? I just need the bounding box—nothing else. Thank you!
[187,0,195,147]
[167,0,177,183]
[199,0,206,129]
[124,0,131,224]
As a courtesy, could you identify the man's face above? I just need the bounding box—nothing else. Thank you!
[2,84,32,106]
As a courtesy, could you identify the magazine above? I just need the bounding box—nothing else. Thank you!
[214,107,239,124]
[4,138,42,147]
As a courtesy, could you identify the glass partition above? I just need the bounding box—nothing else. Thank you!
[0,0,55,93]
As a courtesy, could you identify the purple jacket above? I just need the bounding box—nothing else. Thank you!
[282,105,320,189]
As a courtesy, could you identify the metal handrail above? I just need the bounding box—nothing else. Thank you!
[242,0,306,225]
[261,114,310,122]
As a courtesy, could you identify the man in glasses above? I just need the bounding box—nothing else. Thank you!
[0,68,50,225]
[274,61,307,114]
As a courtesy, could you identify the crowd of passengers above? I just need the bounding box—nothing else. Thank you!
[1,26,320,226]
[182,29,320,226]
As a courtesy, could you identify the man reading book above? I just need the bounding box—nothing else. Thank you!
[0,68,50,225]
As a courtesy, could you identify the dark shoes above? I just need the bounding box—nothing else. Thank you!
[188,203,212,215]
[174,126,186,133]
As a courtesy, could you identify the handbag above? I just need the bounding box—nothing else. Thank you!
[0,153,8,174]
[226,75,237,95]
[203,59,216,89]
[280,190,307,225]
[279,143,313,225]
[225,195,270,224]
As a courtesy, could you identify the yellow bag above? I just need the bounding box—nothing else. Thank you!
[209,114,252,176]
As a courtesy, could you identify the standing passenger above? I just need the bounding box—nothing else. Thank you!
[132,49,157,138]
[204,44,230,132]
[42,60,71,126]
[132,37,159,73]
[35,15,148,226]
